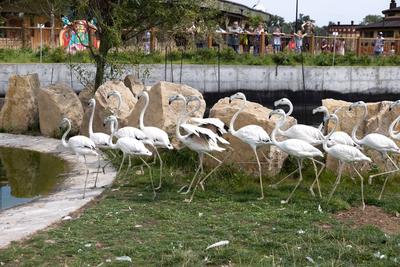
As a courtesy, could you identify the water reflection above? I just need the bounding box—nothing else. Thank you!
[0,147,67,210]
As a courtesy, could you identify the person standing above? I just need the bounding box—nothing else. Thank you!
[374,32,385,56]
[228,21,243,53]
[253,23,265,56]
[294,30,307,53]
[272,27,285,53]
[337,39,345,56]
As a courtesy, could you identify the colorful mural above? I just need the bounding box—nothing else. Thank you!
[59,18,99,53]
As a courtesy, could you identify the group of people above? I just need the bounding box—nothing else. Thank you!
[226,21,310,55]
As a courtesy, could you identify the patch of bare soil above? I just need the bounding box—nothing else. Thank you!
[335,205,400,234]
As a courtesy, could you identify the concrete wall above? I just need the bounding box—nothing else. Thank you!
[1,63,400,95]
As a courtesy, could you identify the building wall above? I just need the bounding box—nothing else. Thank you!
[1,64,400,96]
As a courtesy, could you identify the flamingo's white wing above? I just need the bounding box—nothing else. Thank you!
[362,133,399,152]
[329,144,371,163]
[283,125,324,145]
[330,131,357,147]
[116,127,152,145]
[142,126,172,148]
[235,125,270,145]
[279,139,323,158]
[190,117,228,135]
[91,132,110,146]
[117,137,151,156]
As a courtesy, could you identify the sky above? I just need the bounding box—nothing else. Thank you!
[230,0,389,26]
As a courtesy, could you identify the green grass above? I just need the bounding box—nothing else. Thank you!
[1,149,400,266]
[2,47,400,66]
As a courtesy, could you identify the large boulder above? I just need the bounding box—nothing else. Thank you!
[126,81,205,144]
[0,74,40,133]
[38,83,83,137]
[78,84,95,108]
[205,97,297,176]
[80,81,136,136]
[124,74,145,97]
[323,98,397,172]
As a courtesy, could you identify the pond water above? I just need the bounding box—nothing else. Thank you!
[0,147,67,210]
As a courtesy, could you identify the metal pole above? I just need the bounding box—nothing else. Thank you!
[170,46,173,83]
[179,48,183,84]
[218,44,221,93]
[164,46,168,81]
[39,25,43,63]
[332,34,337,66]
[295,0,299,32]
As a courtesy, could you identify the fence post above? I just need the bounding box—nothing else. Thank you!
[311,35,315,55]
[260,32,265,56]
[207,35,212,48]
[356,36,361,56]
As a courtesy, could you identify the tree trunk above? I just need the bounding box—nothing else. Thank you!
[50,10,55,48]
[94,36,110,90]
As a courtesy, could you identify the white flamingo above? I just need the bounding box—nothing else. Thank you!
[323,114,371,210]
[229,92,271,200]
[389,100,400,140]
[60,118,98,198]
[312,106,359,148]
[87,98,112,187]
[269,109,324,203]
[186,96,229,138]
[349,101,400,199]
[274,98,325,145]
[137,91,173,190]
[274,98,325,197]
[169,94,229,203]
[104,115,156,198]
[107,91,153,146]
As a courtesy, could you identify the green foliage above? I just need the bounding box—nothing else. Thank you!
[313,53,332,66]
[361,14,384,25]
[1,149,400,266]
[3,47,400,67]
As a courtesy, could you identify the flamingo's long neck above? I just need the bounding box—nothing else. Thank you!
[61,120,71,148]
[89,101,95,137]
[271,114,286,147]
[113,93,122,117]
[176,98,188,141]
[108,117,119,149]
[323,117,338,153]
[351,104,367,145]
[229,97,246,135]
[389,114,400,139]
[184,97,201,123]
[286,101,293,117]
[139,93,149,129]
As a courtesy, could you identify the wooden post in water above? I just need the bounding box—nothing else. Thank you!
[260,32,265,56]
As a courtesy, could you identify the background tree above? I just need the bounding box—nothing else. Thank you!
[360,14,384,25]
[72,0,217,90]
[24,0,70,47]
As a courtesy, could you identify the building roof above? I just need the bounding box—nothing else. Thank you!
[218,0,271,20]
[357,20,400,30]
[382,6,400,14]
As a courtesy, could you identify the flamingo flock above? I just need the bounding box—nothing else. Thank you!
[59,91,400,209]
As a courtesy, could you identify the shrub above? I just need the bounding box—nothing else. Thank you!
[48,47,66,63]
